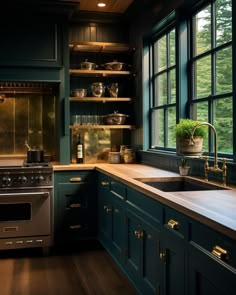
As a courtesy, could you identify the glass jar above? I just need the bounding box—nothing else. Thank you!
[123,149,135,164]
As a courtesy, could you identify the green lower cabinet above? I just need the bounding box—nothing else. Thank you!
[111,195,125,264]
[188,243,236,295]
[97,173,125,265]
[96,173,236,295]
[54,171,97,246]
[161,227,186,295]
[125,208,161,295]
[98,181,112,251]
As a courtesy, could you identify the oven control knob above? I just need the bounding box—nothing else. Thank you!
[18,176,27,184]
[35,175,45,184]
[2,176,11,186]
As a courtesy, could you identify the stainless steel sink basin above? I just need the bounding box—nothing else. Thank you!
[134,177,228,192]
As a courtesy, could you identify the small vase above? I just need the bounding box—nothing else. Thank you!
[179,166,190,176]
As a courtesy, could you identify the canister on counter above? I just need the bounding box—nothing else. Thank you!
[108,152,121,164]
[120,145,128,163]
[123,149,135,164]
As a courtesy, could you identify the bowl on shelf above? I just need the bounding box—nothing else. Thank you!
[103,60,130,71]
[102,111,129,125]
[80,59,97,70]
[71,88,87,98]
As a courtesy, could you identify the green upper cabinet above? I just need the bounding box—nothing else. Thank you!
[0,20,63,69]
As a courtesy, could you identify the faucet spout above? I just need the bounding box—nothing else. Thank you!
[190,122,227,186]
[191,122,218,168]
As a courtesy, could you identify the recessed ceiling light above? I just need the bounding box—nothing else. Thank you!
[97,2,106,7]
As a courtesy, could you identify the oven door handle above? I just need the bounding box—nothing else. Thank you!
[0,192,50,198]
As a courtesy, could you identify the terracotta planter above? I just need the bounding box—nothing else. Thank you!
[176,136,203,156]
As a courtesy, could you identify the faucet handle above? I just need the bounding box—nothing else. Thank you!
[222,158,227,170]
[200,155,209,161]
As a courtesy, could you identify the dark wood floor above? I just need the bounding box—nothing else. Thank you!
[0,246,138,295]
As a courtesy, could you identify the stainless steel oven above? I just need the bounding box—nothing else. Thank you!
[0,164,53,251]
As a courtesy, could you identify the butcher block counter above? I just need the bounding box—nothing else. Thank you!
[53,163,236,239]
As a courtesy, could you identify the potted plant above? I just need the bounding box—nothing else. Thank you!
[176,119,207,156]
[179,157,190,176]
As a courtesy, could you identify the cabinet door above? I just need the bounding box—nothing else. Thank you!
[97,176,112,250]
[161,207,187,295]
[188,244,236,295]
[161,228,185,295]
[111,195,125,264]
[0,22,62,68]
[125,208,161,295]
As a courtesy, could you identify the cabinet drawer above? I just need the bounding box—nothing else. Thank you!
[55,170,93,183]
[60,184,89,209]
[190,220,236,269]
[126,187,162,225]
[164,206,187,238]
[97,173,111,191]
[110,179,126,200]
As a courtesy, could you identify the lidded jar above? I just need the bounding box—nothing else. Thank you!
[123,149,135,164]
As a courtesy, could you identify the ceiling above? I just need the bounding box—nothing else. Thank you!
[65,0,134,14]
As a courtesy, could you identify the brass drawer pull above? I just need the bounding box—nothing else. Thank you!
[212,245,228,260]
[68,203,81,208]
[167,219,180,230]
[70,177,82,182]
[69,225,81,230]
[101,181,109,186]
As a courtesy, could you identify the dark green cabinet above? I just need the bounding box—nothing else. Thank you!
[97,174,112,251]
[97,173,125,264]
[54,170,96,246]
[188,220,236,295]
[125,208,161,295]
[54,170,236,295]
[188,244,236,295]
[0,21,63,68]
[161,207,187,295]
[161,227,185,295]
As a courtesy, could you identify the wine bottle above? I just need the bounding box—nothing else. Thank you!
[76,133,84,163]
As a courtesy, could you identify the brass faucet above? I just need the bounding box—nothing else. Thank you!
[189,122,227,186]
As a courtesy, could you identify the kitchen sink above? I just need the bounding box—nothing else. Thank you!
[134,177,228,192]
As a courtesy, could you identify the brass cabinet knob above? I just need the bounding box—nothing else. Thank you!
[167,219,180,230]
[160,249,168,262]
[134,229,144,239]
[103,206,112,213]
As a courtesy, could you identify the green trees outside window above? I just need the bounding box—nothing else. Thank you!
[149,0,233,156]
[190,0,232,154]
[151,28,176,149]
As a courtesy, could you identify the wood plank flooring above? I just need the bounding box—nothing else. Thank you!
[0,247,138,295]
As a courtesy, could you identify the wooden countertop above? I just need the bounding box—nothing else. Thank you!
[53,163,236,239]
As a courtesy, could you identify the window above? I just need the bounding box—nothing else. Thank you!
[190,0,232,155]
[150,27,176,150]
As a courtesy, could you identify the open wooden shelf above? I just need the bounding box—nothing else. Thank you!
[69,125,135,130]
[69,69,132,77]
[69,97,133,102]
[69,41,135,53]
